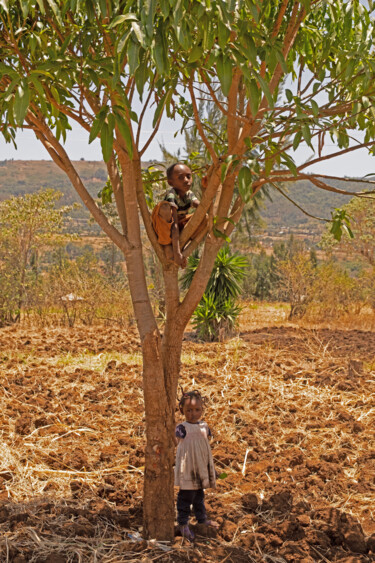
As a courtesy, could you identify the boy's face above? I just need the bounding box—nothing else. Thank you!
[168,164,192,196]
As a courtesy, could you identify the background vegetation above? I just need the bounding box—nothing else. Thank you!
[1,176,374,332]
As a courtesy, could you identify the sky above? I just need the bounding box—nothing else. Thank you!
[2,0,375,178]
[2,111,375,179]
[0,109,186,164]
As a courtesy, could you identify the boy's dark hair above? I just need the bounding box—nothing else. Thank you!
[166,162,187,180]
[178,389,204,413]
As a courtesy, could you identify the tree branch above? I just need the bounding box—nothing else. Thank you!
[297,140,375,171]
[269,181,330,221]
[188,79,218,164]
[27,113,128,253]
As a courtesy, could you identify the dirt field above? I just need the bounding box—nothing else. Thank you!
[0,304,374,562]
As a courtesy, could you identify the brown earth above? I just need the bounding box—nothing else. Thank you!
[0,305,374,562]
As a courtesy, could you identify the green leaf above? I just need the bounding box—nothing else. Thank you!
[152,89,173,128]
[301,124,313,148]
[243,36,257,67]
[275,50,288,73]
[100,121,114,162]
[218,21,230,49]
[29,75,47,113]
[330,208,354,241]
[130,110,138,123]
[59,33,72,55]
[135,59,148,97]
[213,227,231,242]
[109,14,139,28]
[132,21,146,46]
[310,99,319,117]
[50,85,60,104]
[285,89,293,103]
[248,79,260,116]
[14,83,30,125]
[0,0,9,12]
[176,21,191,50]
[154,26,169,76]
[238,166,252,203]
[292,130,302,151]
[117,29,131,55]
[281,153,297,176]
[98,181,113,204]
[113,109,133,158]
[46,0,62,25]
[4,76,21,102]
[20,0,29,18]
[188,45,203,63]
[89,109,107,144]
[128,39,140,73]
[218,472,228,479]
[257,75,274,109]
[216,54,232,97]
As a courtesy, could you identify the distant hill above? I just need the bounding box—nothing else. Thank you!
[0,160,372,241]
[0,159,107,203]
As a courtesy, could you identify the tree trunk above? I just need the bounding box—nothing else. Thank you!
[142,319,184,541]
[141,264,184,540]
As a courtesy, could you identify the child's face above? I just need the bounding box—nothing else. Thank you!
[182,398,203,423]
[168,164,192,196]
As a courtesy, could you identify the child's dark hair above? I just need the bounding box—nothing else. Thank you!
[178,389,204,413]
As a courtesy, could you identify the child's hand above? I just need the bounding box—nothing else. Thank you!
[201,175,208,189]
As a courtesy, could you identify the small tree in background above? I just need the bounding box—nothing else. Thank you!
[309,261,361,318]
[277,250,317,318]
[0,189,72,324]
[182,246,248,341]
[321,197,375,266]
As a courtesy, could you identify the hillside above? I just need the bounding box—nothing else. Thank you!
[260,178,371,243]
[0,160,371,241]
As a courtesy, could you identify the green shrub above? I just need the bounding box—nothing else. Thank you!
[182,246,247,341]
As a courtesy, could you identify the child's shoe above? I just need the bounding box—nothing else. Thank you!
[180,524,194,541]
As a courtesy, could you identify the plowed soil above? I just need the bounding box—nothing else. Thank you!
[0,305,374,562]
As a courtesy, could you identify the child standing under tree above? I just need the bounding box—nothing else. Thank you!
[175,390,217,541]
[151,163,208,268]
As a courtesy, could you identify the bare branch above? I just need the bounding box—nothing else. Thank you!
[188,79,218,164]
[298,140,375,171]
[27,112,128,253]
[269,181,330,221]
[136,87,154,148]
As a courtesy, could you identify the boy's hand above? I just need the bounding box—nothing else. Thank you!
[201,175,208,189]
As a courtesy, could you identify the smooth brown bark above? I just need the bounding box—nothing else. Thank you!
[142,306,185,540]
[142,329,176,540]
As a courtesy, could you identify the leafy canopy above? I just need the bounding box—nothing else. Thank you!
[0,1,375,245]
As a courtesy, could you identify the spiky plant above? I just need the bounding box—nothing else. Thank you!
[181,246,248,341]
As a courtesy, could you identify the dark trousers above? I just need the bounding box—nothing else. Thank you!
[177,489,206,525]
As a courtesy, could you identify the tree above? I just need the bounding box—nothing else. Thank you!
[275,243,317,318]
[321,196,375,266]
[1,0,375,540]
[0,188,72,324]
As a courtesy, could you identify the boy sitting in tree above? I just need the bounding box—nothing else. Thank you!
[151,163,207,268]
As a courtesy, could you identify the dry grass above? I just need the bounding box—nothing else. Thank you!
[0,304,374,562]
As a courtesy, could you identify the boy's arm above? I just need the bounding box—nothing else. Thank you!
[171,207,186,267]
